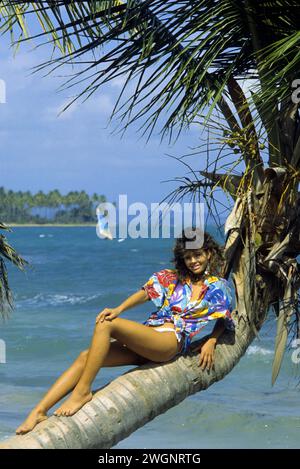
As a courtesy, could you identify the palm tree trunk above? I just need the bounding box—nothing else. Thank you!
[0,314,267,449]
[0,329,251,448]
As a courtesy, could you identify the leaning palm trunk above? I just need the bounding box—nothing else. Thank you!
[0,325,256,449]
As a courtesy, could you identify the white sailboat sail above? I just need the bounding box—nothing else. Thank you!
[96,210,113,240]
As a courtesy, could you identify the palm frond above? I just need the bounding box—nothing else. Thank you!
[2,1,299,170]
[0,1,259,141]
[0,224,28,320]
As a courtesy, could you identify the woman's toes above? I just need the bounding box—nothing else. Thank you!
[15,411,47,434]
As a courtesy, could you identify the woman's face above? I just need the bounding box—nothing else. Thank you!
[182,249,211,276]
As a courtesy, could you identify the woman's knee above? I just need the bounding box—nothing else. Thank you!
[94,318,113,333]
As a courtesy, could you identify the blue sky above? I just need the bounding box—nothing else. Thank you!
[0,27,234,223]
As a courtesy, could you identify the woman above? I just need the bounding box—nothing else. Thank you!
[16,229,234,435]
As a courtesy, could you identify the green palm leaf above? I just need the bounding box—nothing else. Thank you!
[1,0,297,166]
[0,224,28,320]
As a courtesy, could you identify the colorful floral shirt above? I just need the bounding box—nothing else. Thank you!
[141,269,235,354]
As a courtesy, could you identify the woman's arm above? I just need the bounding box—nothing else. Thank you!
[198,318,226,370]
[96,289,149,323]
[118,289,150,314]
[208,317,226,345]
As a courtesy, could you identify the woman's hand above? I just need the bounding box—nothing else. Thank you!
[95,307,122,323]
[198,337,217,370]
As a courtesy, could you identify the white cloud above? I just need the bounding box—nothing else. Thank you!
[43,98,79,121]
[0,46,45,93]
[83,94,113,115]
[110,75,128,88]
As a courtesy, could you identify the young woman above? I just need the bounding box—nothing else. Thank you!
[16,229,234,435]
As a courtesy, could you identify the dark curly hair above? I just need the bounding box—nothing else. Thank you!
[171,227,225,283]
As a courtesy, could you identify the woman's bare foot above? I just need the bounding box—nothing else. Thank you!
[53,389,92,417]
[16,408,48,435]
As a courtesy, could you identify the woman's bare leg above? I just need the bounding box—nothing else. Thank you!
[15,340,147,434]
[54,320,113,417]
[55,318,179,417]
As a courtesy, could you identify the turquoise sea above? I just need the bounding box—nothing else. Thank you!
[0,227,299,448]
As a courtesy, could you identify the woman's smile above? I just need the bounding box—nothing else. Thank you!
[191,263,200,269]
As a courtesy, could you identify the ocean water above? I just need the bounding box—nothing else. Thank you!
[0,227,299,449]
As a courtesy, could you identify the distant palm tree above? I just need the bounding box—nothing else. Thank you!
[91,192,106,211]
[48,189,62,219]
[1,0,300,448]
